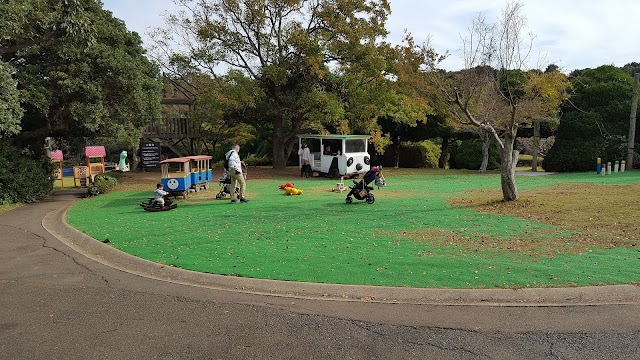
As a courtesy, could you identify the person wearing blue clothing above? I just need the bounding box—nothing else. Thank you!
[225,144,249,203]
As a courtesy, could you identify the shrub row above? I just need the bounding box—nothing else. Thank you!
[449,140,500,170]
[0,143,53,204]
[397,141,441,168]
[86,174,118,197]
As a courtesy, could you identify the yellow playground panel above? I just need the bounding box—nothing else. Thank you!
[73,166,90,187]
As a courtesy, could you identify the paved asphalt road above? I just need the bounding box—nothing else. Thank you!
[1,191,640,359]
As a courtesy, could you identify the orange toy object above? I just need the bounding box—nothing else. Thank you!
[278,182,295,190]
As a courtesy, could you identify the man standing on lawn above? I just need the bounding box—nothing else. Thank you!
[225,144,249,203]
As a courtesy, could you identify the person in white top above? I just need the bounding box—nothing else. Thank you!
[153,183,168,206]
[298,142,312,178]
[225,144,249,203]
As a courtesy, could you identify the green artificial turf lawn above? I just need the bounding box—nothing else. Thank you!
[67,171,640,288]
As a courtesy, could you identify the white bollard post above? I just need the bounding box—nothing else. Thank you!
[607,162,612,175]
[621,160,626,172]
[614,160,620,173]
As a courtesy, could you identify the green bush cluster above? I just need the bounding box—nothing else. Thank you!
[398,141,441,168]
[86,174,118,197]
[449,140,500,170]
[244,155,272,166]
[0,143,53,204]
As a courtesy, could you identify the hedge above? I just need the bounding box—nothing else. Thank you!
[398,141,441,168]
[0,143,53,204]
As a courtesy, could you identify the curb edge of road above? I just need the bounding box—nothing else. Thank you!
[43,204,640,307]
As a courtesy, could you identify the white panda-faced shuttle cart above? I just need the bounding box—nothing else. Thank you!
[296,134,372,179]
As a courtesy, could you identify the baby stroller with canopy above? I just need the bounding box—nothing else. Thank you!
[215,162,247,199]
[345,166,385,204]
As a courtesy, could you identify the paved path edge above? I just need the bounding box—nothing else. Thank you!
[43,204,640,307]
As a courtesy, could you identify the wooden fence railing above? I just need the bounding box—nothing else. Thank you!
[142,118,196,138]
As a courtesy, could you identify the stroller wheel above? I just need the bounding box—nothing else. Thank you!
[365,193,375,204]
[345,196,353,204]
[215,193,223,199]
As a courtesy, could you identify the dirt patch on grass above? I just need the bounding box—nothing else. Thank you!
[445,183,640,254]
[392,227,613,257]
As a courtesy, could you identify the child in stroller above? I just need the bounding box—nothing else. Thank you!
[345,166,385,204]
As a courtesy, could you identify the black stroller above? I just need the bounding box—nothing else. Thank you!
[345,166,385,204]
[215,163,247,200]
[215,173,239,199]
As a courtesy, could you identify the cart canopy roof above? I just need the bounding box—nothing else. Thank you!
[297,134,371,140]
[160,157,191,164]
[185,155,212,160]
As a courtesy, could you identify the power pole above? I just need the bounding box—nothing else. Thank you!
[627,73,639,169]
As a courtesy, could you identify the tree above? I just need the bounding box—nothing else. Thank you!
[524,67,571,171]
[0,0,95,61]
[545,66,635,171]
[5,2,162,152]
[151,0,404,168]
[0,62,23,137]
[428,2,569,201]
[188,71,258,155]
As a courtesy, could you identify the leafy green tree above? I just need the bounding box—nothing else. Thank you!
[0,62,23,137]
[152,0,409,168]
[188,71,258,155]
[545,65,635,171]
[0,0,95,60]
[5,2,162,151]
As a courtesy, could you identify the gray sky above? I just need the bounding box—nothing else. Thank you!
[101,0,639,72]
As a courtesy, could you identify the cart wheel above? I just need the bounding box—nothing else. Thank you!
[366,193,375,204]
[204,182,209,190]
[345,196,353,204]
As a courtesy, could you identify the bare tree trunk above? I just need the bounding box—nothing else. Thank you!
[500,138,519,201]
[132,144,139,170]
[532,120,540,172]
[627,73,639,169]
[438,136,449,169]
[394,143,400,168]
[272,138,287,169]
[479,131,490,172]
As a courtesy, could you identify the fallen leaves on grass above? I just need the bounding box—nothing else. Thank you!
[447,183,640,254]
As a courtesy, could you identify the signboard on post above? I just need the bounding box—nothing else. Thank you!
[141,141,161,169]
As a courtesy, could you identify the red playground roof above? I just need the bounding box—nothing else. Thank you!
[51,150,63,161]
[85,146,106,157]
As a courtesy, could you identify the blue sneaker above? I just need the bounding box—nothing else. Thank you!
[231,199,238,204]
[240,198,250,203]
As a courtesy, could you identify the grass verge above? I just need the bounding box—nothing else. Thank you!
[66,169,640,288]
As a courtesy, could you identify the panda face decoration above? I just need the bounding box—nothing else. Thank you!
[166,178,179,190]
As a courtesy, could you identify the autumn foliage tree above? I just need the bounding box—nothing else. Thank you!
[151,0,429,168]
[428,2,570,201]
